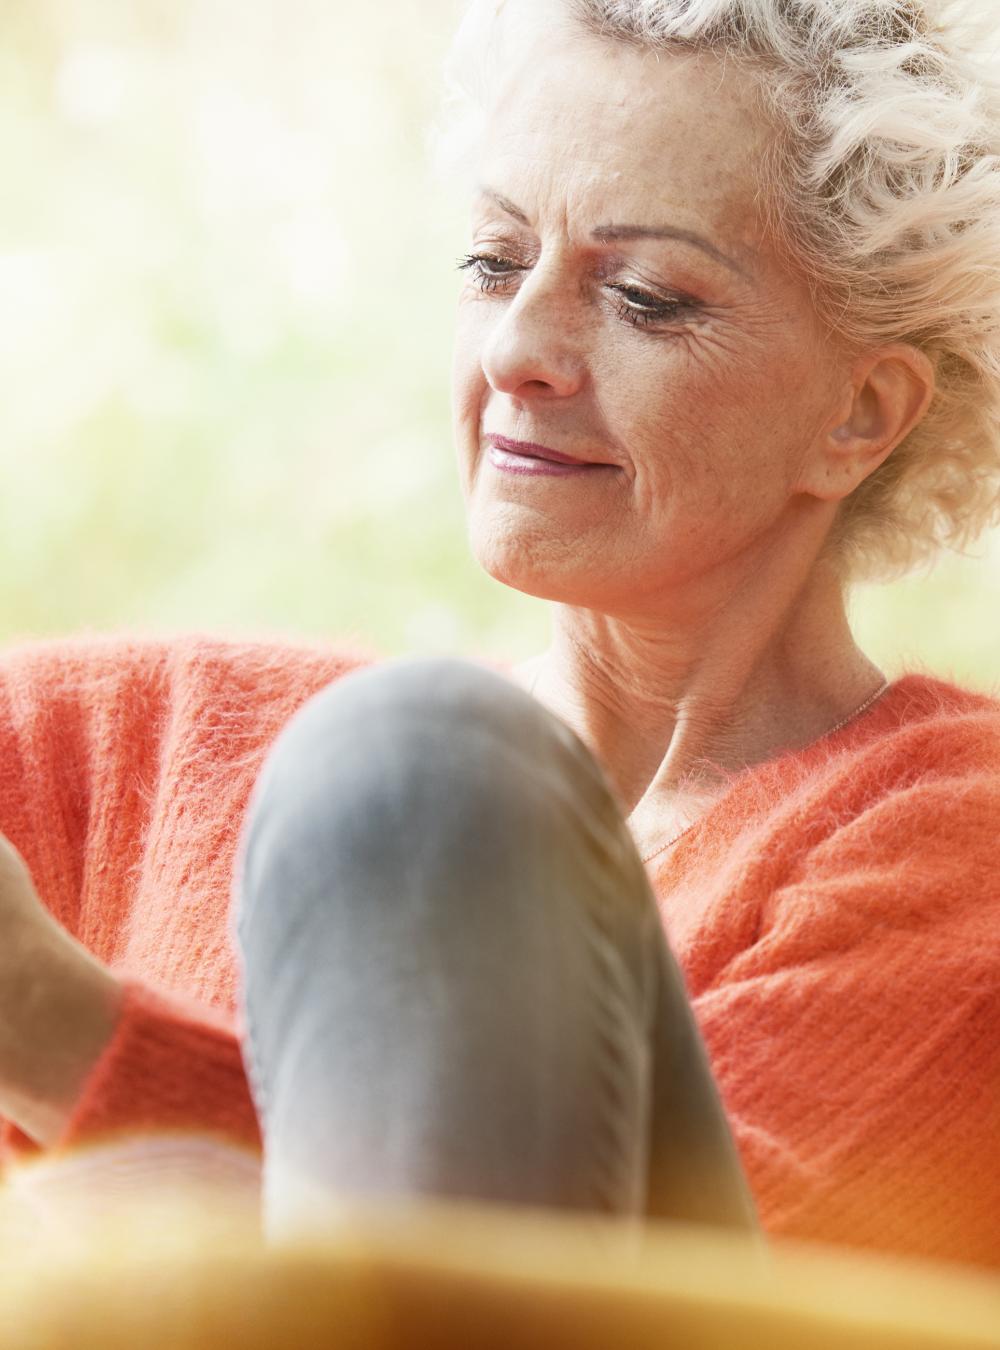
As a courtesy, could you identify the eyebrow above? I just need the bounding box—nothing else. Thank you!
[477,187,751,281]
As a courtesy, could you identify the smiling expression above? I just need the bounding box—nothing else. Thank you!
[451,13,850,612]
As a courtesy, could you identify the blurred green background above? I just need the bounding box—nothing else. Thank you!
[1,0,998,690]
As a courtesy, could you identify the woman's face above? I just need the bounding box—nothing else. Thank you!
[451,16,851,612]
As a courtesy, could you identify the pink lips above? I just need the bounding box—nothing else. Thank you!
[485,434,614,477]
[486,434,595,465]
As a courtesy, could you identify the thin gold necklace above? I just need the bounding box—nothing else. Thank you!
[529,666,892,866]
[638,678,892,865]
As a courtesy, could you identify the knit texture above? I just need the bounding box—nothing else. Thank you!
[0,632,995,1271]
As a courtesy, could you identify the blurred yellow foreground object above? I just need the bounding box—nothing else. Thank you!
[0,1146,997,1349]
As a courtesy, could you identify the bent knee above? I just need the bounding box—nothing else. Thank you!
[270,657,534,759]
[235,659,553,893]
[245,656,547,815]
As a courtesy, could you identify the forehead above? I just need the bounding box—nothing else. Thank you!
[477,24,773,245]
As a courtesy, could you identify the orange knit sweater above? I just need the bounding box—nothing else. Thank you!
[0,632,996,1270]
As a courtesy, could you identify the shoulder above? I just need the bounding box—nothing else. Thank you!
[753,670,1000,833]
[0,629,380,713]
[665,671,1000,952]
[870,670,1000,752]
[681,671,1000,868]
[156,632,383,763]
[809,671,1000,778]
[823,671,1000,835]
[0,629,383,799]
[754,672,1000,949]
[156,631,380,714]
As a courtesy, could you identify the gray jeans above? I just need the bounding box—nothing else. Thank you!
[232,657,756,1240]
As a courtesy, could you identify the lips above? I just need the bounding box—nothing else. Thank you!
[485,434,606,466]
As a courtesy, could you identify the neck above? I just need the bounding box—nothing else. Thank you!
[525,537,884,843]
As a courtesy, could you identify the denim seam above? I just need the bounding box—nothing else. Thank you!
[576,858,654,1214]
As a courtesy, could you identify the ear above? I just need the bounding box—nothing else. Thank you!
[799,344,936,502]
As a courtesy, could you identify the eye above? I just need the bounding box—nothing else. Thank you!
[607,284,690,329]
[455,252,522,294]
[456,253,696,328]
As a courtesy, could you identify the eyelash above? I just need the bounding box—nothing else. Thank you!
[455,251,693,329]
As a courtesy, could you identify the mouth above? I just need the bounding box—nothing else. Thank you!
[485,434,609,466]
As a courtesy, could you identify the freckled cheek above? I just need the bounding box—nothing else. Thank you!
[613,360,774,516]
[603,354,719,482]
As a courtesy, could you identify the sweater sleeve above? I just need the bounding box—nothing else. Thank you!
[695,770,1000,1271]
[0,980,261,1164]
[0,635,264,1169]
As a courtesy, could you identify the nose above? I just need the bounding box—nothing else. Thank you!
[479,265,586,401]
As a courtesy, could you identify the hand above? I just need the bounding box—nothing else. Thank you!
[0,834,124,1147]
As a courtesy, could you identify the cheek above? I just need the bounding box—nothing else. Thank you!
[450,302,488,429]
[617,335,815,509]
[605,342,740,508]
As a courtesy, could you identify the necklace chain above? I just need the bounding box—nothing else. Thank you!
[528,665,892,866]
[638,678,892,865]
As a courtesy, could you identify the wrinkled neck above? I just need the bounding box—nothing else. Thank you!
[530,546,882,829]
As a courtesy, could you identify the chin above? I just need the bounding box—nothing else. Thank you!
[469,519,542,593]
[468,519,602,607]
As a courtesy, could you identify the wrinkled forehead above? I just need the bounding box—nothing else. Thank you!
[476,8,773,247]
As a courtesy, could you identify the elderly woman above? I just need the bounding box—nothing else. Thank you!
[0,0,997,1273]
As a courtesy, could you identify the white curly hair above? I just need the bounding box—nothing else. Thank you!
[430,0,1000,582]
